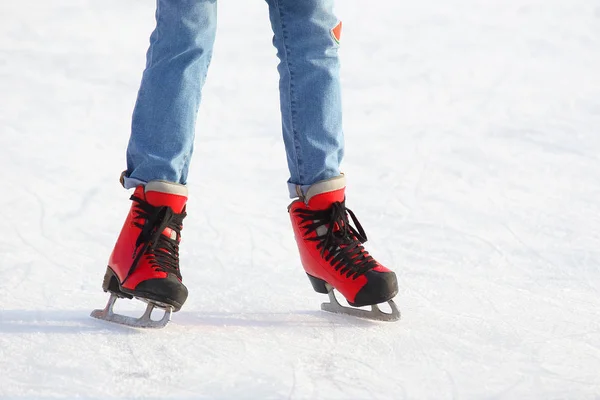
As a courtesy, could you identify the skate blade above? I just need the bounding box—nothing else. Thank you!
[320,290,401,322]
[90,293,172,329]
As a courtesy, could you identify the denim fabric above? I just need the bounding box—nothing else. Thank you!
[123,0,344,197]
[123,0,217,189]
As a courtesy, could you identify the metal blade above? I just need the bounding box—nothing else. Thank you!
[90,293,172,329]
[320,290,401,322]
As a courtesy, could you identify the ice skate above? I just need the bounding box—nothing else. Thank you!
[91,180,188,328]
[289,175,400,321]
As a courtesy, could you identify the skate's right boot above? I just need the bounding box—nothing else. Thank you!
[289,175,400,321]
[91,180,188,328]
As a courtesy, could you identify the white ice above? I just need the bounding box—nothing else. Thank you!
[1,1,599,399]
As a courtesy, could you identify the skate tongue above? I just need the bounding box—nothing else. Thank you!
[303,175,346,210]
[144,181,188,214]
[307,188,346,210]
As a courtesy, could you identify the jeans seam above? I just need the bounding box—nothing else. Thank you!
[275,0,303,184]
[149,0,161,68]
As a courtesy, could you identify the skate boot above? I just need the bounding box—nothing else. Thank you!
[289,175,400,321]
[91,180,188,328]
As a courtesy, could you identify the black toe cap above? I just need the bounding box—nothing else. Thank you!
[350,270,398,307]
[134,274,188,312]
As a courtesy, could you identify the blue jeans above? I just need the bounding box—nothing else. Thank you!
[122,0,344,198]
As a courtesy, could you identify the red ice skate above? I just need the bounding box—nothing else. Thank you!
[91,180,188,328]
[289,175,400,321]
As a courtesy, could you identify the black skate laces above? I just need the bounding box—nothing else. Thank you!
[129,195,186,279]
[294,201,378,279]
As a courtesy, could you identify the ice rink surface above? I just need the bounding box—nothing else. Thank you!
[1,1,599,398]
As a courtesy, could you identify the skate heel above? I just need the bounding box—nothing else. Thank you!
[101,267,132,299]
[306,274,331,294]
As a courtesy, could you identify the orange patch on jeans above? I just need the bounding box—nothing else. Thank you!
[331,21,342,44]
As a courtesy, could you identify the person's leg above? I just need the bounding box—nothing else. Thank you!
[122,0,218,189]
[265,0,344,198]
[94,0,218,328]
[266,1,399,319]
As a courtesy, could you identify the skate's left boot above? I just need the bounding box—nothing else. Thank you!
[289,175,400,321]
[91,180,188,328]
